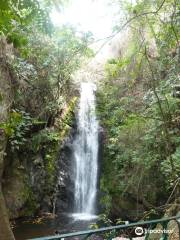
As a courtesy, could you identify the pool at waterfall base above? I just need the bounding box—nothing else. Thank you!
[13,213,99,240]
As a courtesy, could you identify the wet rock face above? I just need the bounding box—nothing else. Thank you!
[56,127,77,214]
[28,154,51,212]
[3,151,51,218]
[96,125,105,214]
[3,118,77,219]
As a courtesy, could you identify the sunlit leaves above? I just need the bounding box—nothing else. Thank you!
[161,146,180,186]
[0,0,52,47]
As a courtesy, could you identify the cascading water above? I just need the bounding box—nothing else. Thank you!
[73,82,99,220]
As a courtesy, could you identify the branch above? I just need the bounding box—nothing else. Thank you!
[144,46,175,173]
[165,178,180,205]
[92,0,167,55]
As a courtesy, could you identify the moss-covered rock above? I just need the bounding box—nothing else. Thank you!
[2,96,78,219]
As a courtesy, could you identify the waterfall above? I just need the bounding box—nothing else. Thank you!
[73,82,99,220]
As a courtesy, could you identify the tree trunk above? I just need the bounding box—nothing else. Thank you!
[0,185,15,240]
[0,38,15,240]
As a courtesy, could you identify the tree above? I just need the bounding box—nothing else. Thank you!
[0,38,15,240]
[97,0,179,218]
[0,1,94,239]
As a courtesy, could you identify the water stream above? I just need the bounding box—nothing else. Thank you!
[72,82,99,220]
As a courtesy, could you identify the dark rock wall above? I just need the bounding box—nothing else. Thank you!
[55,125,77,214]
[2,95,78,220]
[0,37,16,240]
[3,148,57,218]
[96,126,104,214]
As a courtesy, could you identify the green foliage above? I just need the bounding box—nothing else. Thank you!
[0,110,32,151]
[44,142,59,186]
[161,146,180,187]
[90,214,115,240]
[106,57,131,78]
[58,96,78,136]
[98,0,180,216]
[30,96,77,187]
[0,0,94,220]
[0,0,94,125]
[31,129,60,153]
[0,0,52,47]
[21,184,38,216]
[9,25,93,123]
[90,214,128,240]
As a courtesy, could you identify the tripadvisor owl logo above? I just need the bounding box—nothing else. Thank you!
[135,226,173,236]
[135,226,144,236]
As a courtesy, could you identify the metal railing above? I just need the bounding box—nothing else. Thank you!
[30,216,180,240]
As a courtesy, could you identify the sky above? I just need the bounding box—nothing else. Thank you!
[50,0,120,40]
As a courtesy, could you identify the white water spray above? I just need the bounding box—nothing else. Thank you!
[73,82,99,220]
